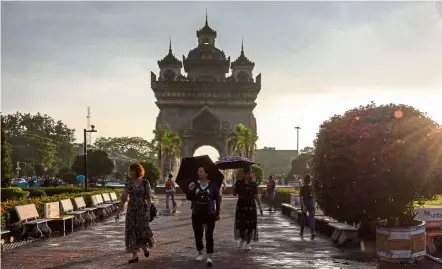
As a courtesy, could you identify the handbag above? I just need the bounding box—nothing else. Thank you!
[143,180,158,222]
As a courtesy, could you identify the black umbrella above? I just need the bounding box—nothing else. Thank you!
[215,156,255,170]
[176,155,224,193]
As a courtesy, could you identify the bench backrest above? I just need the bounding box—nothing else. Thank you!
[60,199,74,212]
[110,192,118,201]
[95,194,104,204]
[74,197,87,209]
[102,193,112,203]
[91,195,100,206]
[44,202,61,218]
[15,204,39,221]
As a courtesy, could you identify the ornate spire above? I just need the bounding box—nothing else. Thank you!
[197,10,217,38]
[158,38,182,68]
[231,38,255,69]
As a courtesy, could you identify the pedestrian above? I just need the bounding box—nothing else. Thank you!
[165,174,177,210]
[219,180,226,211]
[266,175,276,212]
[299,174,316,238]
[115,163,155,263]
[233,166,263,251]
[187,166,220,267]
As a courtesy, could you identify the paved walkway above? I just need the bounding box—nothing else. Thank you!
[1,197,440,269]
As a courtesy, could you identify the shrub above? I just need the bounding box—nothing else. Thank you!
[1,187,29,202]
[1,188,124,231]
[311,103,442,226]
[139,161,161,188]
[41,187,84,196]
[261,188,299,206]
[23,188,47,198]
[62,171,78,185]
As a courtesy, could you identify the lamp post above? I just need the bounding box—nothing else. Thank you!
[83,125,97,192]
[295,126,301,155]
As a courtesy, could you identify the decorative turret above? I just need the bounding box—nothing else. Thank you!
[157,39,184,81]
[197,10,217,46]
[230,39,255,82]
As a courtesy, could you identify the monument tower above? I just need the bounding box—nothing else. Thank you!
[151,14,261,159]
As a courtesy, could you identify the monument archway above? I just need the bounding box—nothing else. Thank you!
[150,15,261,161]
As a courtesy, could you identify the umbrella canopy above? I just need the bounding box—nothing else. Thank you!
[176,155,224,193]
[215,156,255,170]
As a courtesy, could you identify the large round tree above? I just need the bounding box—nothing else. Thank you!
[311,103,442,226]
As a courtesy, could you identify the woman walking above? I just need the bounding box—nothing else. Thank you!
[299,174,316,238]
[266,176,276,212]
[233,166,263,251]
[115,163,154,263]
[187,166,220,267]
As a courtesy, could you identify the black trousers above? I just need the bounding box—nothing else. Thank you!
[192,214,216,254]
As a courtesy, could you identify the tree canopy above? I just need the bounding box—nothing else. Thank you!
[227,123,258,158]
[286,146,314,181]
[1,117,14,187]
[311,103,442,226]
[94,136,155,161]
[152,125,181,175]
[72,149,114,177]
[2,112,76,170]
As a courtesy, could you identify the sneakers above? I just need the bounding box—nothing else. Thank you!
[245,244,252,251]
[206,257,213,267]
[238,239,245,249]
[196,254,205,262]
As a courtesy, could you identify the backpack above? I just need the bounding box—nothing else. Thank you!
[194,184,211,214]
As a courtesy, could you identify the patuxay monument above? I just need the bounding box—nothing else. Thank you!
[151,14,261,158]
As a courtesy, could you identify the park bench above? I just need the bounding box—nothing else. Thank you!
[102,193,119,210]
[60,199,86,227]
[414,207,442,255]
[43,202,74,236]
[281,203,302,220]
[1,230,11,256]
[73,197,98,224]
[328,222,359,246]
[91,194,113,217]
[110,192,120,204]
[14,204,52,239]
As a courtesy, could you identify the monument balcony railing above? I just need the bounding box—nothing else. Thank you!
[151,79,261,91]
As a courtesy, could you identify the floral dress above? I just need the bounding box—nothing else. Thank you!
[125,179,154,253]
[234,179,259,242]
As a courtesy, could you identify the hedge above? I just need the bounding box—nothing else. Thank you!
[0,188,123,232]
[261,188,299,206]
[1,187,30,202]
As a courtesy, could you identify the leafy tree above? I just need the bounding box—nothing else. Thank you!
[286,146,314,181]
[72,149,114,177]
[1,118,14,187]
[62,171,78,185]
[311,103,442,227]
[227,124,258,158]
[23,163,34,177]
[45,167,56,177]
[94,136,155,161]
[139,161,161,188]
[34,164,45,177]
[2,112,76,169]
[56,167,71,178]
[152,125,181,175]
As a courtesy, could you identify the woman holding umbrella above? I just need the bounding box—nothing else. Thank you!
[233,166,263,251]
[186,165,220,267]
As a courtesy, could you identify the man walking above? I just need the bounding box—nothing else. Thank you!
[299,174,316,238]
[266,176,276,212]
[165,174,177,210]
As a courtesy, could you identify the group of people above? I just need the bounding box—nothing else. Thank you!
[115,163,316,266]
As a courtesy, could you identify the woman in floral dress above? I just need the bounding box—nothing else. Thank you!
[116,163,154,263]
[233,166,263,251]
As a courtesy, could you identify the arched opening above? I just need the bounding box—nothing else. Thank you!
[194,145,220,162]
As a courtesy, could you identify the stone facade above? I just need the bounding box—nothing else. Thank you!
[151,14,261,158]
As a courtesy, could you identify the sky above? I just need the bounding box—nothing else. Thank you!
[2,1,442,161]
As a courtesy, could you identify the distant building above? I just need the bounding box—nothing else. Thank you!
[255,147,298,179]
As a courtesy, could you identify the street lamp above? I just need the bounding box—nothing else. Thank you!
[295,126,301,155]
[84,125,97,192]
